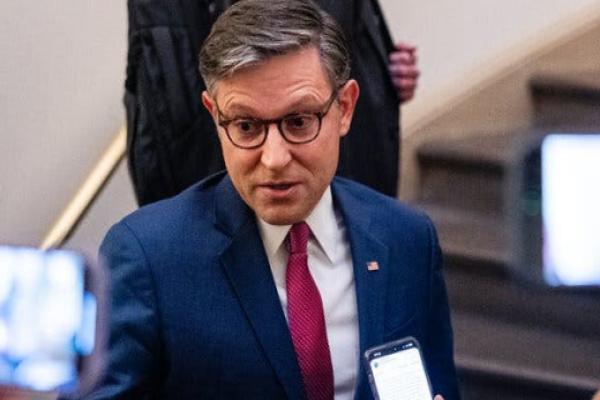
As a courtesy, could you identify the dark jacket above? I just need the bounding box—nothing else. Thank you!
[125,0,400,205]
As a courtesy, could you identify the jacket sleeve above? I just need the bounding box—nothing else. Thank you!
[423,217,461,399]
[81,223,162,399]
[125,0,224,206]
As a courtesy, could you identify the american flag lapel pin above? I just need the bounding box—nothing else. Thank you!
[367,261,379,271]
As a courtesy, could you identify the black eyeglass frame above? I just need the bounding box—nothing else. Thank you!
[214,90,339,149]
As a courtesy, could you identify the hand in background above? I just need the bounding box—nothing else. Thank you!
[0,388,56,400]
[388,42,420,103]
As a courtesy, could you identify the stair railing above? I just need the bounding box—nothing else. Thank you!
[39,126,127,249]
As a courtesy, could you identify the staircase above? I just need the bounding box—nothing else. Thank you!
[531,71,600,129]
[414,71,600,399]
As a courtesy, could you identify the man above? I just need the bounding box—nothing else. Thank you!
[126,0,418,205]
[88,1,457,399]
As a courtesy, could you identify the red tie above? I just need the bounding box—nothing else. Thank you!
[286,222,334,400]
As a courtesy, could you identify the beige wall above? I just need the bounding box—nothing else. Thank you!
[379,0,600,200]
[0,1,129,247]
[379,0,600,131]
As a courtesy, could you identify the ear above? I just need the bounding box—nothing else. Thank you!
[202,91,218,122]
[336,79,360,137]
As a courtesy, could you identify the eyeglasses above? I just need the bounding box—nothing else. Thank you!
[214,90,338,149]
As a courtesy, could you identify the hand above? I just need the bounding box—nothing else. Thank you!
[0,387,56,400]
[388,42,420,103]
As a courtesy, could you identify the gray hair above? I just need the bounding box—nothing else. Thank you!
[199,0,350,93]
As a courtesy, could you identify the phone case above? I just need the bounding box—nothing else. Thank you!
[363,336,433,400]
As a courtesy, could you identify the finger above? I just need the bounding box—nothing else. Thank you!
[397,89,417,103]
[399,88,416,102]
[394,41,417,53]
[393,75,418,102]
[389,50,418,66]
[391,77,418,92]
[388,64,420,78]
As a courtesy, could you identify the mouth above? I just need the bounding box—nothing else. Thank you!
[258,181,299,197]
[267,183,294,190]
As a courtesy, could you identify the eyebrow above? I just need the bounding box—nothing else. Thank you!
[222,96,327,119]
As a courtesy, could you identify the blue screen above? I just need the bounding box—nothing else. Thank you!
[0,247,96,391]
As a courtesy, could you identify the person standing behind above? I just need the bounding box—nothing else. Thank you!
[125,0,419,205]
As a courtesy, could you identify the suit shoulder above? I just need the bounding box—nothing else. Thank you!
[333,177,427,217]
[116,172,225,235]
[333,177,435,234]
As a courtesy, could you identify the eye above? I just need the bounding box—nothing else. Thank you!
[232,119,262,135]
[283,114,316,132]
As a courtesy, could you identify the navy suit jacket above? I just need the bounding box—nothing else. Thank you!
[85,173,459,399]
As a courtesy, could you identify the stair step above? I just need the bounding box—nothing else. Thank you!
[416,203,508,269]
[417,133,516,167]
[444,264,600,341]
[530,71,600,101]
[530,71,600,129]
[453,311,600,399]
[417,133,521,216]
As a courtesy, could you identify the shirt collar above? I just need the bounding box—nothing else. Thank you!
[257,186,338,263]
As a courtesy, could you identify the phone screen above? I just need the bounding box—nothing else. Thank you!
[0,246,97,392]
[541,133,600,286]
[366,338,432,400]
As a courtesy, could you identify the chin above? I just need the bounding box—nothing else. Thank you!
[257,208,307,226]
[260,214,298,226]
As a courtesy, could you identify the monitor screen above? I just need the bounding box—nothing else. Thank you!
[541,133,600,286]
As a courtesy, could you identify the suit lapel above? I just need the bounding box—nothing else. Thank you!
[214,177,305,400]
[214,177,390,399]
[332,180,390,397]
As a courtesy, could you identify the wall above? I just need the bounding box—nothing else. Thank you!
[379,0,600,132]
[1,0,599,254]
[0,1,130,247]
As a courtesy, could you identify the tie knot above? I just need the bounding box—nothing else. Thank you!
[288,222,310,255]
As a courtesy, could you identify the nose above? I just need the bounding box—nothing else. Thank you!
[260,123,292,170]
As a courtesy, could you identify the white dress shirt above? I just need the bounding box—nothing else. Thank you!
[257,187,359,400]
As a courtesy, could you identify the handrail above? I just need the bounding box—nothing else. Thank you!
[40,126,127,249]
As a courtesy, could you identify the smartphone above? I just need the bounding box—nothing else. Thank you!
[509,131,600,288]
[0,246,105,396]
[364,337,433,400]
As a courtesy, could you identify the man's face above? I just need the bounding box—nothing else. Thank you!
[203,47,359,225]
